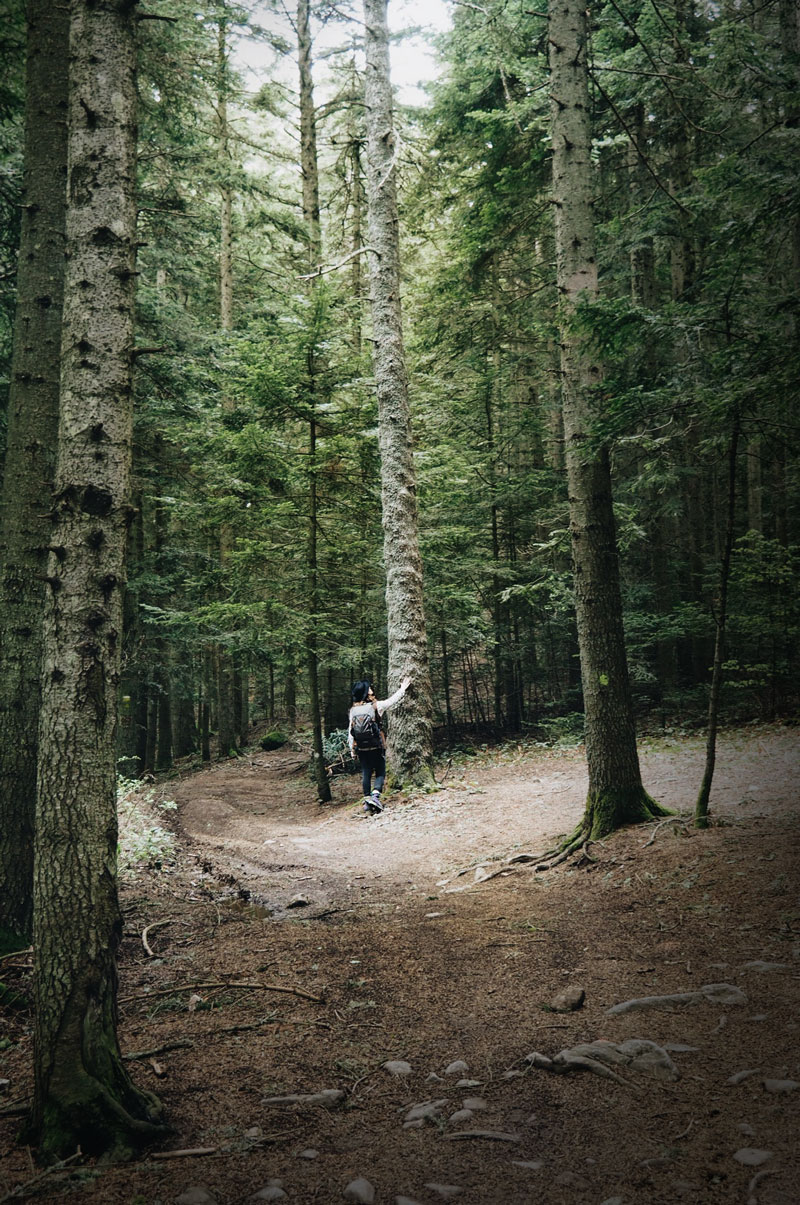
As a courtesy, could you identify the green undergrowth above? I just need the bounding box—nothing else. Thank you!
[117,778,177,879]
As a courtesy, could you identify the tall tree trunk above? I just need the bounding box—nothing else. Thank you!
[0,0,68,950]
[297,0,332,801]
[32,0,166,1161]
[548,0,665,839]
[695,409,741,827]
[363,0,433,783]
[215,11,238,757]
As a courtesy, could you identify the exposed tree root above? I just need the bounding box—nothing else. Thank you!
[0,1150,81,1204]
[642,814,692,847]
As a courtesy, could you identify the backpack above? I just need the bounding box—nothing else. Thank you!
[350,704,382,751]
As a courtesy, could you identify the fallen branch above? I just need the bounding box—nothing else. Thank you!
[141,918,179,957]
[151,1146,218,1160]
[0,1150,81,1203]
[748,1167,776,1205]
[123,1039,195,1062]
[643,815,692,847]
[443,1130,520,1143]
[0,947,32,964]
[120,980,323,1004]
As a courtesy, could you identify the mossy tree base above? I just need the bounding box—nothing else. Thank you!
[33,1052,168,1165]
[581,786,671,842]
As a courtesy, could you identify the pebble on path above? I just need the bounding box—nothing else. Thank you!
[733,1148,772,1166]
[423,1186,463,1199]
[550,986,585,1012]
[175,1190,217,1205]
[383,1060,413,1077]
[344,1178,376,1204]
[405,1099,449,1123]
[297,1149,319,1159]
[448,1109,474,1124]
[763,1079,799,1093]
[728,1069,759,1084]
[444,1060,469,1075]
[249,1189,287,1202]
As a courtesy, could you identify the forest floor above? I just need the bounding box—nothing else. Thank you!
[1,723,799,1205]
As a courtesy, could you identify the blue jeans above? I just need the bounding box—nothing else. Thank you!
[358,747,386,796]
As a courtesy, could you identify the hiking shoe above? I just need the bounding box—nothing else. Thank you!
[370,791,384,813]
[363,797,374,814]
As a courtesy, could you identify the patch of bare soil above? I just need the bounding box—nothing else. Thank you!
[2,725,799,1205]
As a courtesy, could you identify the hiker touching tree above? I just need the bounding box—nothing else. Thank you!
[348,675,411,814]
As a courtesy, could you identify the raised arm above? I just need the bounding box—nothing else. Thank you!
[374,675,411,713]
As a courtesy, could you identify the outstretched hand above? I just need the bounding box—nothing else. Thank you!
[400,675,412,692]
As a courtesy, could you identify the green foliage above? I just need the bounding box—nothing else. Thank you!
[260,729,287,751]
[117,779,177,878]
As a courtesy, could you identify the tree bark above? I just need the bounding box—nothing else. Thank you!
[695,412,741,826]
[297,0,332,802]
[215,10,238,758]
[363,0,433,783]
[0,0,68,950]
[31,0,167,1161]
[548,0,665,838]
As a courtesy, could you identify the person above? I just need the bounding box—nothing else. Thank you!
[348,675,411,814]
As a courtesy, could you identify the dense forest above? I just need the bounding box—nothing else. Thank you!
[0,0,798,1165]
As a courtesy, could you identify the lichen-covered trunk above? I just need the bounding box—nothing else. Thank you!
[549,0,664,839]
[32,0,166,1162]
[0,0,67,950]
[363,0,433,783]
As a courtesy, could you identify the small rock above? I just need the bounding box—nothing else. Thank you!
[502,1070,524,1080]
[176,1190,217,1205]
[749,1014,769,1021]
[763,1078,799,1094]
[344,1178,375,1204]
[244,1126,263,1139]
[403,1118,425,1130]
[405,1099,449,1123]
[550,986,585,1013]
[383,1060,412,1077]
[728,1069,759,1084]
[738,1124,756,1137]
[554,1171,590,1188]
[462,1097,487,1111]
[671,1181,698,1198]
[455,1079,481,1088]
[740,961,788,973]
[424,1186,463,1199]
[287,895,310,908]
[395,1198,424,1205]
[511,1160,544,1170]
[733,1148,772,1166]
[297,1148,319,1159]
[425,1072,444,1083]
[449,1109,474,1124]
[250,1189,287,1203]
[444,1060,469,1076]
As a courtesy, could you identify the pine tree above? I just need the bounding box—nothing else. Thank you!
[31,0,167,1160]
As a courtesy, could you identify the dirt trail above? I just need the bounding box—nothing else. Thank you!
[168,726,798,905]
[3,724,799,1204]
